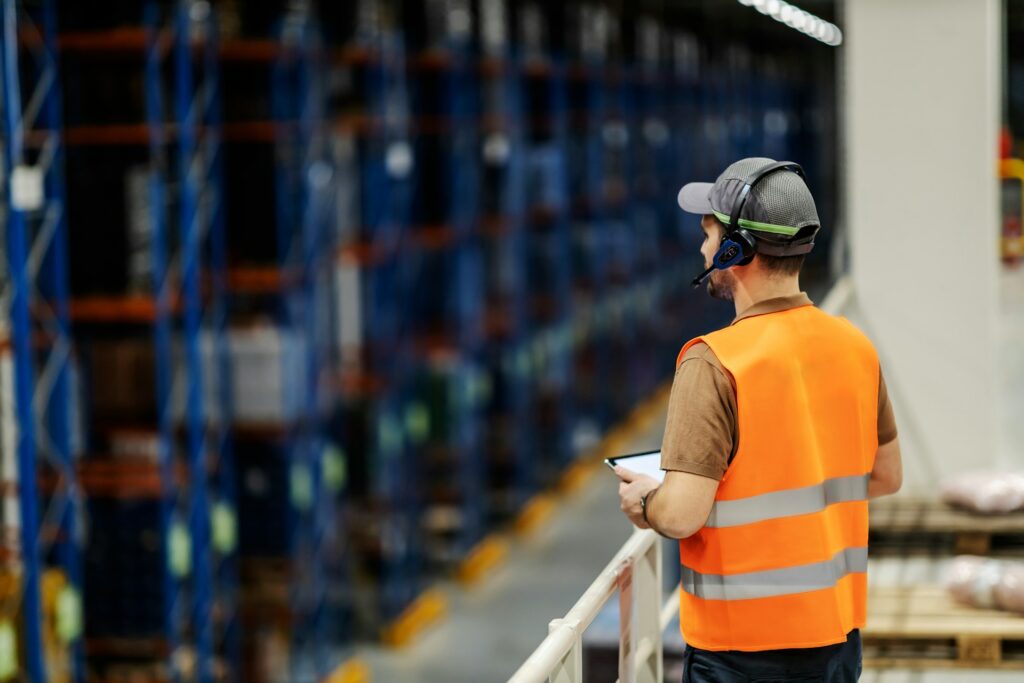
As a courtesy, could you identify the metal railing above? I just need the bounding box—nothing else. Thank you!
[508,530,678,683]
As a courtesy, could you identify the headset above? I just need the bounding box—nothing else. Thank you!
[691,161,816,288]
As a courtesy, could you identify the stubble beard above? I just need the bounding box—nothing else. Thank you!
[707,269,735,301]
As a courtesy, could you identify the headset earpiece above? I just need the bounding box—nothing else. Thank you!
[712,229,757,270]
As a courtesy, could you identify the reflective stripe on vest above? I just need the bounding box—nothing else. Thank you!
[681,546,868,601]
[704,473,870,529]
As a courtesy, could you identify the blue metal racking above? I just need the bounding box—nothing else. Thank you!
[1,1,83,679]
[406,8,488,566]
[479,34,536,512]
[523,50,575,476]
[336,20,423,623]
[270,8,337,677]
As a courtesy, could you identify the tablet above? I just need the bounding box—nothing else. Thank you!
[604,450,665,483]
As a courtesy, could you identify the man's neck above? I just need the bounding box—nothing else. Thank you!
[732,275,802,317]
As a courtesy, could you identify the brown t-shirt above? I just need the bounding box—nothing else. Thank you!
[660,293,898,481]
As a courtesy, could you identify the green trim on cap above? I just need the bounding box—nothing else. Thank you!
[713,211,801,237]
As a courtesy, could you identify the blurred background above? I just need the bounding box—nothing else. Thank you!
[0,0,1019,682]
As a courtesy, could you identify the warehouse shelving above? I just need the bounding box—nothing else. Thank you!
[48,2,236,681]
[1,0,843,673]
[477,6,535,516]
[1,1,84,680]
[405,2,489,570]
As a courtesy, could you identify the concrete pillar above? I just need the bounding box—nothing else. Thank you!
[843,0,1001,491]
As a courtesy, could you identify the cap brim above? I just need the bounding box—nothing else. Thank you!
[677,182,715,214]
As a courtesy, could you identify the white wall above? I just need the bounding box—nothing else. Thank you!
[844,0,1001,491]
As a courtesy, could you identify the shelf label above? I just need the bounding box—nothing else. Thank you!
[322,445,348,493]
[0,620,15,679]
[11,165,43,211]
[404,403,430,445]
[212,502,238,554]
[56,585,83,644]
[168,521,192,578]
[290,463,314,512]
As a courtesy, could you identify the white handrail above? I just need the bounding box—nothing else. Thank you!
[508,529,664,683]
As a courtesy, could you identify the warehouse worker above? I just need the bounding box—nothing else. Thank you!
[615,158,901,682]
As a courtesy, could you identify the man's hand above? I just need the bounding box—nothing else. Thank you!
[615,466,661,530]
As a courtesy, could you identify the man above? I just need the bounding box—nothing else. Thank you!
[615,158,902,682]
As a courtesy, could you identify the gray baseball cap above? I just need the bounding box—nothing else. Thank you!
[677,157,820,239]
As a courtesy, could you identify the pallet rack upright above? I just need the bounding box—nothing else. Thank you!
[50,1,233,679]
[523,31,575,477]
[477,1,536,513]
[172,2,239,680]
[271,9,337,676]
[1,0,83,679]
[406,2,489,567]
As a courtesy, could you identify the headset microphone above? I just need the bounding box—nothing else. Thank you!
[691,266,715,288]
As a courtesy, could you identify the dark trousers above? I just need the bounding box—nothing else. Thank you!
[682,630,862,682]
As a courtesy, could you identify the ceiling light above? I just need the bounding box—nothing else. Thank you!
[735,0,842,47]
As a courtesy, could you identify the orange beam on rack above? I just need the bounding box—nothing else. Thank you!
[222,120,280,143]
[411,224,458,250]
[58,28,168,54]
[334,113,375,137]
[337,239,398,268]
[523,59,557,78]
[227,266,295,294]
[85,636,170,659]
[335,44,379,66]
[480,215,513,238]
[63,123,159,146]
[410,49,454,71]
[338,369,388,397]
[70,295,167,323]
[413,330,460,360]
[479,57,511,78]
[219,38,279,62]
[233,421,296,442]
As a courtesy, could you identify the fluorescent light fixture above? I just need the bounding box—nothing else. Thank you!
[737,0,842,47]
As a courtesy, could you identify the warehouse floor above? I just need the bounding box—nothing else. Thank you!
[354,271,1024,682]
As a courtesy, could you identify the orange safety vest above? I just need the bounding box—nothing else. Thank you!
[675,303,879,652]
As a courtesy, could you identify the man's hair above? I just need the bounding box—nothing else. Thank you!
[751,225,817,276]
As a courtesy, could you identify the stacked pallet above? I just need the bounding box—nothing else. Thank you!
[866,496,1024,669]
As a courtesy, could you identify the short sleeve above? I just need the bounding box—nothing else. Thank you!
[660,342,737,481]
[877,367,898,445]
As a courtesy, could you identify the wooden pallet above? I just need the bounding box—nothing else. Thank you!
[863,585,1024,668]
[870,496,1024,555]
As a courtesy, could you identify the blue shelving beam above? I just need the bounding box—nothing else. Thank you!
[273,8,335,677]
[415,15,487,561]
[173,2,215,680]
[608,60,640,413]
[480,33,535,510]
[1,0,83,680]
[200,10,241,680]
[140,3,190,679]
[350,25,421,622]
[537,57,575,471]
